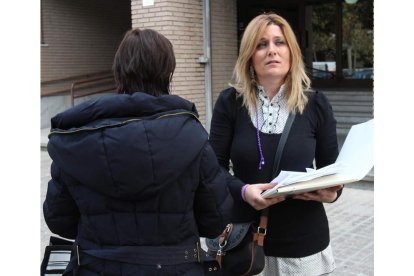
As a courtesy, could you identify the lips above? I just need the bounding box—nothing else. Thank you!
[266,60,280,65]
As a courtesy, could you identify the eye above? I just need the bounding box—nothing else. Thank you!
[275,39,285,46]
[257,41,267,49]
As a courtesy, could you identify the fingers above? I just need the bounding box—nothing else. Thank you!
[293,190,334,203]
[244,184,284,210]
[327,185,343,192]
[293,192,317,201]
[245,183,342,207]
[254,183,276,190]
[292,184,343,203]
[248,197,268,210]
[268,196,285,206]
[249,196,285,210]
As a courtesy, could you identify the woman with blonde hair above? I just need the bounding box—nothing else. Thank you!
[233,13,310,117]
[210,13,343,275]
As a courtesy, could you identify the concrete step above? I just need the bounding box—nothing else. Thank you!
[332,104,373,113]
[328,98,372,103]
[323,91,373,97]
[324,92,373,104]
[334,114,373,123]
[335,116,371,124]
[322,90,374,141]
[331,101,373,107]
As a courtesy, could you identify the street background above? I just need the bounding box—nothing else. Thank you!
[40,149,373,275]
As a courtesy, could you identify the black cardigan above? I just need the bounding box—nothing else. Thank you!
[209,87,340,257]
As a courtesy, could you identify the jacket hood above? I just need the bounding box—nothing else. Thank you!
[50,92,198,129]
[47,92,208,200]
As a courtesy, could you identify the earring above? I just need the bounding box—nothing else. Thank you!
[249,66,255,80]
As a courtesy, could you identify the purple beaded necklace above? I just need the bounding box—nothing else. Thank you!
[255,86,285,170]
[256,104,265,170]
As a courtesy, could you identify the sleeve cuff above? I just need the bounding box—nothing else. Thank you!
[241,184,249,202]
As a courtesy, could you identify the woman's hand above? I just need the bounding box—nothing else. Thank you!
[293,185,343,203]
[244,184,285,210]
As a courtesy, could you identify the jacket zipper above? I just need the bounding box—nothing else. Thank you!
[48,111,200,137]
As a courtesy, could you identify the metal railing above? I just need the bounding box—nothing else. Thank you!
[41,71,116,106]
[70,73,116,106]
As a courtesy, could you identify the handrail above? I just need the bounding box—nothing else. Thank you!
[41,70,114,97]
[41,70,111,86]
[70,74,116,106]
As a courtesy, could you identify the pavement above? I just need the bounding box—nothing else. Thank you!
[40,138,374,275]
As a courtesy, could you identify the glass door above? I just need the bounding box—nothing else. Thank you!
[342,0,373,80]
[304,0,373,84]
[305,1,337,80]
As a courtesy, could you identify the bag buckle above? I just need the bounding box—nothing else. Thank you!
[218,224,232,248]
[257,226,266,236]
[217,240,227,256]
[219,239,228,248]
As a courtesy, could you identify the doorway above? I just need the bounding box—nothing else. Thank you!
[236,0,373,88]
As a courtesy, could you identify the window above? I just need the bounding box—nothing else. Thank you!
[306,0,373,83]
[342,0,373,80]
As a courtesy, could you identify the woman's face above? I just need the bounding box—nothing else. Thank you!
[251,24,291,84]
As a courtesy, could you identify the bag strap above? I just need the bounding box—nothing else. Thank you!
[256,112,296,246]
[81,243,206,265]
[271,112,296,179]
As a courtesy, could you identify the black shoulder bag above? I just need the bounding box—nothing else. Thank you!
[205,112,296,276]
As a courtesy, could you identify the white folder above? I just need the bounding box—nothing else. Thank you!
[261,119,374,198]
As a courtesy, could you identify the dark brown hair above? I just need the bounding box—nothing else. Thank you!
[112,28,176,96]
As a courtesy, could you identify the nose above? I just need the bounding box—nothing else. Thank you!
[268,42,277,56]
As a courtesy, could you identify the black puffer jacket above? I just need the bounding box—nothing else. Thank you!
[44,92,234,275]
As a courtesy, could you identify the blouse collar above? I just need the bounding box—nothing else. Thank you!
[257,84,286,103]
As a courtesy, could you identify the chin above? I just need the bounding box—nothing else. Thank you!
[266,72,288,79]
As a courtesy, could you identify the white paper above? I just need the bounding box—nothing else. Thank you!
[262,119,374,198]
[271,162,344,188]
[335,119,374,179]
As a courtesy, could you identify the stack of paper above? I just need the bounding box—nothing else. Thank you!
[272,162,344,188]
[261,119,374,198]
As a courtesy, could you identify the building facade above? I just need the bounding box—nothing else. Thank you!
[41,0,373,141]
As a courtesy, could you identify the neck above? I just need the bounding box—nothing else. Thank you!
[258,78,284,101]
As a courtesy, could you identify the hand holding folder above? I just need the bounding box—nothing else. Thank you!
[261,119,374,198]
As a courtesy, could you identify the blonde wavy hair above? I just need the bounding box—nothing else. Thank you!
[231,13,310,115]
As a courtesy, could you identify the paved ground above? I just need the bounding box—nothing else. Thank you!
[40,148,373,275]
[324,183,373,275]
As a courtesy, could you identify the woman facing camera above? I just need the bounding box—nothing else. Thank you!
[209,13,343,275]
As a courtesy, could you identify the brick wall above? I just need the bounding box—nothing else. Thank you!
[211,0,238,104]
[41,0,131,82]
[42,0,238,125]
[131,0,207,123]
